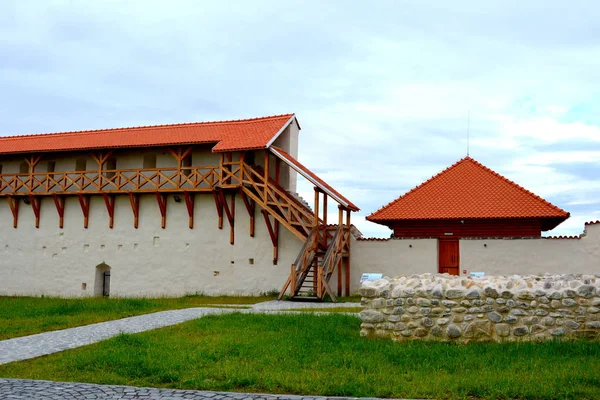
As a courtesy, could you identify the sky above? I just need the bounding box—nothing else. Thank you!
[2,0,600,238]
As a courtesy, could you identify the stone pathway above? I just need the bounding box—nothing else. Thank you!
[0,378,405,400]
[0,301,361,366]
[0,307,238,365]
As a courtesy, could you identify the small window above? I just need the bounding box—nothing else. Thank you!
[75,158,87,172]
[19,162,29,174]
[0,164,3,175]
[245,152,255,165]
[143,154,157,169]
[182,154,192,176]
[46,160,56,180]
[104,158,116,179]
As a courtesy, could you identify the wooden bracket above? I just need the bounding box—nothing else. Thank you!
[219,191,235,245]
[128,193,140,229]
[240,190,255,237]
[213,191,224,229]
[29,195,41,228]
[77,194,91,228]
[156,193,167,229]
[262,210,279,264]
[52,194,66,229]
[7,196,19,229]
[103,193,116,229]
[184,192,195,229]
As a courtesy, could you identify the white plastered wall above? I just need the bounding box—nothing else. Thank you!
[349,237,438,293]
[271,119,300,192]
[0,194,302,297]
[460,224,600,276]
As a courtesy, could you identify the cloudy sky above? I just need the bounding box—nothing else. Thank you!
[2,1,600,237]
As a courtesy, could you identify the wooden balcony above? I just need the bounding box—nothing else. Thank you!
[0,164,243,196]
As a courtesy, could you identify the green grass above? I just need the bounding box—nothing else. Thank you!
[0,295,273,340]
[1,313,599,399]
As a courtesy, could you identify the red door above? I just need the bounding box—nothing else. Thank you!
[438,239,459,275]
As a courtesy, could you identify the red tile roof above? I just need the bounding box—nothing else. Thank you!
[0,114,295,154]
[368,156,569,223]
[270,146,359,211]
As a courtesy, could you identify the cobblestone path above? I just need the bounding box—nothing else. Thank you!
[0,307,237,365]
[0,378,401,400]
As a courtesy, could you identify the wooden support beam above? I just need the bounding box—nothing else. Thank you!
[264,151,269,199]
[220,191,235,245]
[103,193,116,229]
[344,257,350,297]
[156,193,168,229]
[7,196,19,229]
[25,155,42,191]
[262,210,279,264]
[77,194,91,228]
[290,265,296,297]
[184,192,195,229]
[213,191,223,229]
[52,194,65,229]
[338,258,343,297]
[128,193,140,229]
[29,195,41,228]
[240,190,255,237]
[322,194,328,248]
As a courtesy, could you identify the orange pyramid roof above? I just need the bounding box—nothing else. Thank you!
[0,114,296,154]
[367,157,569,223]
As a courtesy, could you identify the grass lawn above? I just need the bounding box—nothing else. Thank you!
[1,313,599,399]
[0,295,273,340]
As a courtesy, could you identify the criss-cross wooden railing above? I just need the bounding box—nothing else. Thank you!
[316,225,351,301]
[0,166,220,195]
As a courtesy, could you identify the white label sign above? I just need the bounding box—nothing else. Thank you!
[360,273,383,284]
[470,272,485,277]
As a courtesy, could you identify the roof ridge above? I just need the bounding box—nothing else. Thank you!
[367,157,468,220]
[0,114,295,141]
[367,156,569,221]
[464,156,569,217]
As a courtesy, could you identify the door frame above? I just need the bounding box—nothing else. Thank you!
[438,238,460,275]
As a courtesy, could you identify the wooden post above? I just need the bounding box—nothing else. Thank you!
[264,151,269,200]
[128,193,140,229]
[184,192,195,229]
[77,194,91,228]
[29,195,41,228]
[345,209,351,296]
[338,205,344,297]
[290,264,296,297]
[25,155,42,192]
[7,196,19,228]
[156,193,168,229]
[52,194,65,229]
[240,190,255,237]
[322,194,328,248]
[103,193,115,229]
[213,191,223,229]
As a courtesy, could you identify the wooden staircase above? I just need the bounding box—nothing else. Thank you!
[239,161,351,301]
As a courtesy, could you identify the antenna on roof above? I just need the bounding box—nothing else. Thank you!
[466,110,470,157]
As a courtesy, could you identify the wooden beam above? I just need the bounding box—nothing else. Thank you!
[219,191,235,245]
[7,196,19,228]
[338,258,343,297]
[240,190,255,237]
[128,193,140,229]
[184,192,195,229]
[156,193,168,229]
[213,191,223,229]
[322,194,328,248]
[77,194,91,228]
[52,194,65,229]
[262,210,279,264]
[103,193,116,229]
[29,195,41,228]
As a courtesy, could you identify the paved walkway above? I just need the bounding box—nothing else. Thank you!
[0,379,403,400]
[0,301,360,365]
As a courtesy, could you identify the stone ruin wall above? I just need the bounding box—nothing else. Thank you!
[360,274,600,342]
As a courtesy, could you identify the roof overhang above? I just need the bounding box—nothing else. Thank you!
[270,146,359,211]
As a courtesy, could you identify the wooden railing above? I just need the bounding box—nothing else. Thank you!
[317,225,351,301]
[0,165,225,195]
[240,162,315,240]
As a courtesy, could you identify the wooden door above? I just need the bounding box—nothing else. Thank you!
[438,239,459,275]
